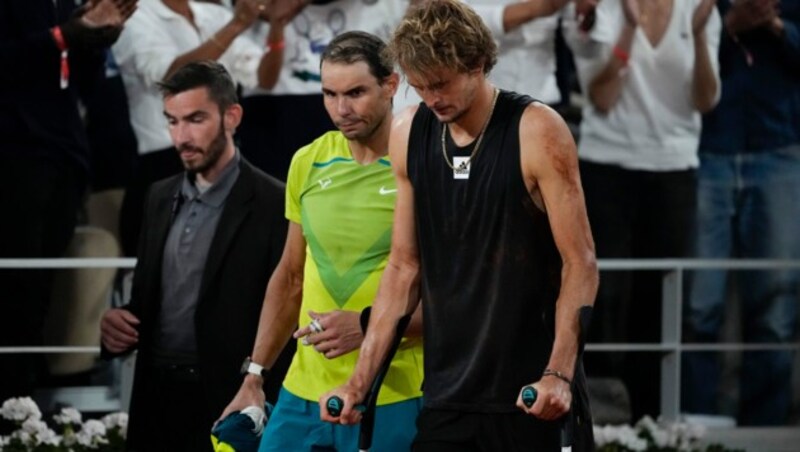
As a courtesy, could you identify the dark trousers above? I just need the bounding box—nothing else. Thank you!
[412,408,594,452]
[119,148,182,256]
[0,154,84,402]
[127,363,213,452]
[579,160,697,420]
[237,94,335,181]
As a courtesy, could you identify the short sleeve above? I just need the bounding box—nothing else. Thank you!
[112,14,181,87]
[285,147,312,223]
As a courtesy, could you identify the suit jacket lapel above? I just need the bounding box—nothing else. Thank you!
[141,177,182,318]
[197,161,255,304]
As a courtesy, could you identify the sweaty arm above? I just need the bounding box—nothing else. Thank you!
[319,106,423,425]
[516,103,598,420]
[218,221,306,420]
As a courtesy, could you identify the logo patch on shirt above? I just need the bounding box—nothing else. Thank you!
[378,186,397,195]
[317,177,333,189]
[453,157,470,180]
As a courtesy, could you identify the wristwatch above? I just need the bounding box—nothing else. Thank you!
[240,357,269,379]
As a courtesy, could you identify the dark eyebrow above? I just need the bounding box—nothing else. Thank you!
[344,85,366,95]
[184,110,209,121]
[322,84,368,96]
[163,109,209,121]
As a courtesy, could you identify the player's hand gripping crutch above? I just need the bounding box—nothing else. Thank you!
[324,311,412,452]
[520,305,593,452]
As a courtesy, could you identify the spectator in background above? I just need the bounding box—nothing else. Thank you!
[237,0,422,180]
[564,0,721,419]
[78,50,139,254]
[0,0,136,405]
[84,50,138,194]
[100,61,292,451]
[113,0,292,256]
[683,0,800,426]
[468,0,571,106]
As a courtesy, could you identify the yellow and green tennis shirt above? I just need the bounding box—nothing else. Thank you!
[282,131,423,406]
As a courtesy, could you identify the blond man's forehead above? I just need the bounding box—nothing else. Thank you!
[404,66,467,86]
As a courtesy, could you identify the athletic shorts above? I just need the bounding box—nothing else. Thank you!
[259,387,422,451]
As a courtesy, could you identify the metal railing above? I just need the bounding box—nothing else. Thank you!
[0,258,135,355]
[1,257,799,420]
[0,258,136,412]
[590,258,800,420]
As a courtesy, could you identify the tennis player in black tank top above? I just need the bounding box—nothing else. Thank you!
[321,1,599,450]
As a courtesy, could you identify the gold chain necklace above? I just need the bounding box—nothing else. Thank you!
[440,88,500,170]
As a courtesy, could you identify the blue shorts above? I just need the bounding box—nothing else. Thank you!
[259,387,422,451]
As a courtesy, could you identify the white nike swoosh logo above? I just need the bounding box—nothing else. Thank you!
[379,186,397,195]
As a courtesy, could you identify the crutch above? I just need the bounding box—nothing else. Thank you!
[522,305,593,452]
[326,311,413,452]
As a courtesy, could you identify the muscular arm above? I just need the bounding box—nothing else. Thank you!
[219,221,305,419]
[319,106,422,424]
[250,222,306,372]
[518,103,598,419]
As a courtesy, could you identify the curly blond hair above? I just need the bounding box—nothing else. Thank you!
[385,0,497,80]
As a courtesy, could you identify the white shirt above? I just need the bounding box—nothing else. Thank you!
[113,0,265,154]
[564,0,721,171]
[242,0,421,111]
[469,0,561,104]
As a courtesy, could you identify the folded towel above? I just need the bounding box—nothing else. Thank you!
[210,403,273,452]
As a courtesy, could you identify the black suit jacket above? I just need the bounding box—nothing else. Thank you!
[110,159,294,447]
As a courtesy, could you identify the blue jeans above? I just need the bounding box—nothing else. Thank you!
[683,147,800,425]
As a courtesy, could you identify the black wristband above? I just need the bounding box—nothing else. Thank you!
[359,306,371,335]
[542,368,572,386]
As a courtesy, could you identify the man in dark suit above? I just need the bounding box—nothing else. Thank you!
[0,0,136,404]
[100,60,292,451]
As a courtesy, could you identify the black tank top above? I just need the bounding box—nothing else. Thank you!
[408,91,562,412]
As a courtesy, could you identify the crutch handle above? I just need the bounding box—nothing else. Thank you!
[521,385,538,408]
[325,396,365,417]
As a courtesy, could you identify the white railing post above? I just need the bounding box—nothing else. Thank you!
[660,269,683,421]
